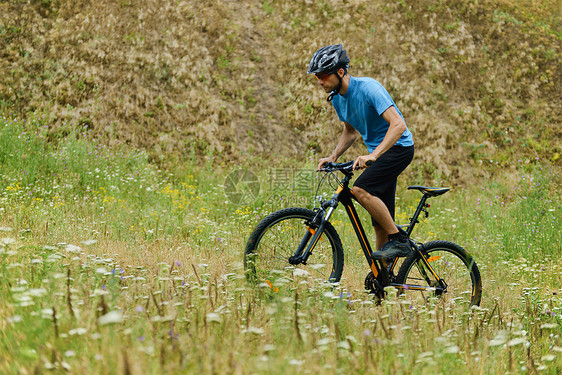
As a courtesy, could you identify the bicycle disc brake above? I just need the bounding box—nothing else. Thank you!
[365,272,385,303]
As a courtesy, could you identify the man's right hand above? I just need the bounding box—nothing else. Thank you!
[317,156,336,171]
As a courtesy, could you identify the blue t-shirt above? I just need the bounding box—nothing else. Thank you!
[331,76,414,153]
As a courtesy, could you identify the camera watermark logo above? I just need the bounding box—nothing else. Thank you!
[224,167,321,205]
[224,168,260,204]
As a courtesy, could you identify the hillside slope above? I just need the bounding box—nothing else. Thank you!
[0,0,560,180]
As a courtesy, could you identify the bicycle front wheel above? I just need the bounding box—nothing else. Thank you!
[396,240,482,307]
[244,207,344,286]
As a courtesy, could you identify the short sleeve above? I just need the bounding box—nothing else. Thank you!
[367,85,394,116]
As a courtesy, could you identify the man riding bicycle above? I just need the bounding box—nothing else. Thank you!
[310,44,415,260]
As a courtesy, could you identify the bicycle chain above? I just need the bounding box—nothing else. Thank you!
[364,271,385,304]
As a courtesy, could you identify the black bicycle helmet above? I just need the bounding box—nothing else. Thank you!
[308,44,350,101]
[307,44,350,74]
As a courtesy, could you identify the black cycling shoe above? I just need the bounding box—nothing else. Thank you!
[372,239,412,260]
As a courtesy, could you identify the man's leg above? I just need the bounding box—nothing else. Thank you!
[353,186,397,249]
[353,185,410,259]
[352,145,415,259]
[373,225,388,251]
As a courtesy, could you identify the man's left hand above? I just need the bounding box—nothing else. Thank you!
[353,155,376,170]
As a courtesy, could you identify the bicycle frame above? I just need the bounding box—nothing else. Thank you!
[289,166,449,295]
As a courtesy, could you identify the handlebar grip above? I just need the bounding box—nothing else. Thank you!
[366,160,373,167]
[319,161,355,172]
[339,160,355,169]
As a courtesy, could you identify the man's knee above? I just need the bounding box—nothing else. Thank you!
[352,186,369,200]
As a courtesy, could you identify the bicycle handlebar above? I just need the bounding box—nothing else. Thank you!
[320,161,355,173]
[320,160,373,173]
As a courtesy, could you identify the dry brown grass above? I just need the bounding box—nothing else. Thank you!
[0,0,560,181]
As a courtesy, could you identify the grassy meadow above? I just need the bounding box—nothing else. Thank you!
[0,115,561,374]
[1,0,560,373]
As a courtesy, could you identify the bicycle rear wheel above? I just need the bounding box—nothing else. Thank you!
[395,240,482,307]
[244,207,344,286]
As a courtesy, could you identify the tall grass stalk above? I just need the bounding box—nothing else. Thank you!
[0,116,560,374]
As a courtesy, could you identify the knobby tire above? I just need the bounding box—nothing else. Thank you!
[396,240,482,306]
[244,207,344,284]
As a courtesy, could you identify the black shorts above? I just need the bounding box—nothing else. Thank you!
[353,145,414,226]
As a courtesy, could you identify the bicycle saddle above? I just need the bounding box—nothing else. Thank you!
[407,185,450,197]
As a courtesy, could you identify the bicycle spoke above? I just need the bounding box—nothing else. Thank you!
[245,208,344,286]
[396,241,482,307]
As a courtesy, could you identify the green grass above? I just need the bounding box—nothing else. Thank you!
[0,116,561,374]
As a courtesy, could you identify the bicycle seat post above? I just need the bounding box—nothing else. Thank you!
[407,194,430,237]
[405,186,449,236]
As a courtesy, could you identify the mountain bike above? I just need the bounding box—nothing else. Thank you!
[244,161,482,306]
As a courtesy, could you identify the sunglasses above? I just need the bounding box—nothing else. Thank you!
[315,71,334,80]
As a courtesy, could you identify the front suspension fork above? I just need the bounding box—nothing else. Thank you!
[289,204,337,265]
